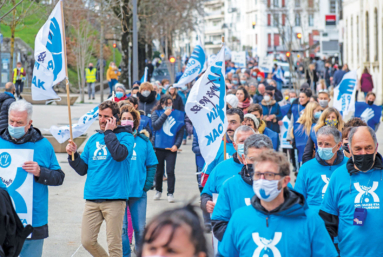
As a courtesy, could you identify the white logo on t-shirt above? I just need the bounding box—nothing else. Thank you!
[252,232,282,257]
[245,198,251,206]
[93,142,107,160]
[354,182,380,209]
[132,143,137,160]
[321,175,330,198]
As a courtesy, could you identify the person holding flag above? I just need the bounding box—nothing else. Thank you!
[354,92,381,131]
[272,63,285,91]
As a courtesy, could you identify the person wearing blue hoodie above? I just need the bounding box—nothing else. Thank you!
[67,101,134,257]
[219,150,338,257]
[295,126,348,213]
[201,125,255,216]
[320,126,383,257]
[212,134,274,241]
[0,100,65,257]
[200,108,243,187]
[119,105,158,257]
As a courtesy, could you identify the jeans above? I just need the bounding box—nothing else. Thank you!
[15,80,24,97]
[88,82,95,98]
[20,239,44,257]
[276,81,283,91]
[122,192,147,257]
[108,79,118,95]
[155,149,177,194]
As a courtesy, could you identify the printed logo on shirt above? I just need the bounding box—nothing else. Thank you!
[132,143,137,161]
[354,182,380,209]
[245,198,251,206]
[0,152,12,168]
[321,174,330,198]
[93,142,107,160]
[252,232,282,257]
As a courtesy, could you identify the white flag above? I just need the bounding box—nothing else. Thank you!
[174,36,206,87]
[186,47,227,167]
[333,70,358,116]
[32,0,66,100]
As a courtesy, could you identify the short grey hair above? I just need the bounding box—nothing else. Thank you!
[115,83,126,92]
[349,126,377,147]
[244,134,273,156]
[233,125,255,142]
[9,100,33,121]
[316,126,342,144]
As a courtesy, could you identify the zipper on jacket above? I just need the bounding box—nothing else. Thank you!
[266,216,269,227]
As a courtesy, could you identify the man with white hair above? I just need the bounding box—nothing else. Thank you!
[0,100,64,257]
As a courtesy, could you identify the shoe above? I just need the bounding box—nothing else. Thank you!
[182,139,186,145]
[188,135,192,140]
[167,194,175,203]
[153,191,161,200]
[88,98,91,100]
[92,97,95,100]
[204,224,212,233]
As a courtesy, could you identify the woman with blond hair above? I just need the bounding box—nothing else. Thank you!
[293,101,323,165]
[302,107,344,163]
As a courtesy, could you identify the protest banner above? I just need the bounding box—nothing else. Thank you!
[333,70,358,116]
[231,51,246,68]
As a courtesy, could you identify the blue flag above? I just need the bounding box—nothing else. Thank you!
[355,102,382,130]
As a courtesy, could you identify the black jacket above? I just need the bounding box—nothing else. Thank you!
[0,92,16,131]
[212,165,253,241]
[68,126,132,177]
[151,110,184,149]
[172,94,184,112]
[137,91,158,116]
[274,88,283,102]
[302,135,315,163]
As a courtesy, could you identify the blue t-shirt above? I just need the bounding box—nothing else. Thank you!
[201,157,243,197]
[295,156,348,212]
[202,140,236,175]
[0,137,61,227]
[219,201,337,257]
[129,135,158,198]
[80,131,134,200]
[321,166,383,257]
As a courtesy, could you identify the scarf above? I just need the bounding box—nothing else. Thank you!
[237,98,251,110]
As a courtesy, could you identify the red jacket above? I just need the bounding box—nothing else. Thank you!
[360,73,374,92]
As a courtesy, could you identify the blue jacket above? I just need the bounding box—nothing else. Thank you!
[138,115,153,137]
[333,69,346,86]
[219,189,338,257]
[192,128,205,169]
[261,100,282,133]
[253,94,263,104]
[295,151,348,213]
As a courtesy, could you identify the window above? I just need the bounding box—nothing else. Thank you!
[308,0,314,8]
[273,14,279,26]
[282,0,285,7]
[295,13,301,26]
[282,13,286,26]
[329,0,336,13]
[308,13,314,26]
[267,0,271,7]
[268,33,272,46]
[374,8,378,61]
[268,14,271,26]
[295,0,300,7]
[273,0,279,7]
[274,34,280,46]
[366,12,369,61]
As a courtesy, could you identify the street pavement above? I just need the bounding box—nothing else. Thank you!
[29,94,383,256]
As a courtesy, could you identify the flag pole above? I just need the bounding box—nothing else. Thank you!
[112,91,115,102]
[222,35,227,160]
[60,0,74,161]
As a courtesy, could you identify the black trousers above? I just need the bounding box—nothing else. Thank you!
[155,149,177,195]
[15,80,24,97]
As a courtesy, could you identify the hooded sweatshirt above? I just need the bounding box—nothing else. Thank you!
[219,189,338,257]
[320,153,383,257]
[295,150,348,213]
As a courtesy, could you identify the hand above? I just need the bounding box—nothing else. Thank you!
[22,161,41,177]
[278,120,283,126]
[170,145,178,152]
[206,200,215,213]
[108,79,111,82]
[164,108,172,116]
[105,116,117,131]
[66,140,77,155]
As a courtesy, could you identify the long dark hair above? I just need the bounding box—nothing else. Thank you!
[136,203,208,257]
[237,86,250,101]
[153,94,173,112]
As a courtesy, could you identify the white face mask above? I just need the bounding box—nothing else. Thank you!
[253,179,282,202]
[142,90,151,97]
[263,95,271,102]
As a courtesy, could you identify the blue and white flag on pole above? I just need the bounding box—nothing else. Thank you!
[333,70,358,116]
[174,36,206,88]
[32,0,66,101]
[275,66,286,84]
[140,67,148,83]
[185,46,226,167]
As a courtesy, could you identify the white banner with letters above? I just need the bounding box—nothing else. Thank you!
[0,149,34,229]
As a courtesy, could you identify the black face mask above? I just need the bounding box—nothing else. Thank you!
[368,101,374,105]
[343,143,350,153]
[352,153,375,171]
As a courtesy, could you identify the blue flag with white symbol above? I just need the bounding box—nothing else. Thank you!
[333,70,358,116]
[32,0,66,101]
[355,102,382,130]
[174,36,206,88]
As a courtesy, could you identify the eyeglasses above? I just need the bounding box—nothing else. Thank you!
[253,172,284,181]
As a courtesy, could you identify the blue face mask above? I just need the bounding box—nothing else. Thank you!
[233,80,238,85]
[237,144,245,157]
[8,124,26,139]
[317,145,337,160]
[116,92,124,99]
[181,85,187,91]
[289,98,296,103]
[164,106,172,111]
[257,77,262,82]
[314,112,322,119]
[240,80,247,84]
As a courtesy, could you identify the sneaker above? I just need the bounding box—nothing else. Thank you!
[167,194,175,203]
[153,191,161,200]
[182,139,186,145]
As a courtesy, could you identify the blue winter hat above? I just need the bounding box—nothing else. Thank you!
[133,81,141,86]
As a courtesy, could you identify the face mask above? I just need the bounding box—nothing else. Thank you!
[314,111,322,119]
[253,179,282,202]
[343,143,350,153]
[164,84,170,89]
[267,79,272,83]
[233,80,238,85]
[8,124,26,139]
[352,152,376,171]
[252,72,257,76]
[263,95,271,102]
[121,120,134,127]
[240,80,247,84]
[181,85,187,91]
[17,67,21,70]
[132,94,137,98]
[257,77,262,82]
[116,92,124,99]
[325,119,338,127]
[237,144,244,157]
[141,90,151,97]
[319,99,329,108]
[290,98,296,103]
[368,101,374,106]
[317,145,337,160]
[164,106,172,111]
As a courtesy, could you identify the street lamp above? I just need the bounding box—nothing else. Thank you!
[169,56,176,63]
[296,33,302,39]
[286,52,291,57]
[252,21,256,29]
